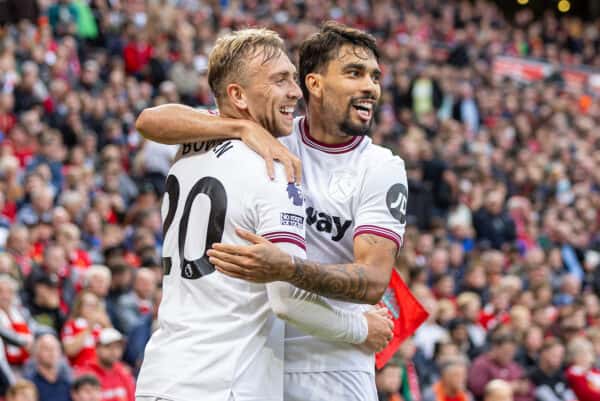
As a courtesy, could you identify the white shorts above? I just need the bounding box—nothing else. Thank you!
[284,371,377,401]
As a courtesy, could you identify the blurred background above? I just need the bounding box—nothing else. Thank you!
[0,1,598,401]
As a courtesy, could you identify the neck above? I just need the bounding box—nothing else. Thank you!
[98,360,114,370]
[306,105,351,145]
[445,387,459,397]
[540,363,555,375]
[38,364,58,382]
[218,102,250,122]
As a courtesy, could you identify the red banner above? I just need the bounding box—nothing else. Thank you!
[375,269,429,369]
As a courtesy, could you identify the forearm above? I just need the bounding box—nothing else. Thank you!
[286,256,388,304]
[267,282,367,344]
[0,325,27,347]
[63,331,89,356]
[136,104,246,144]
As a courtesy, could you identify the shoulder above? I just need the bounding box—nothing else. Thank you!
[277,116,304,148]
[566,365,586,376]
[361,143,405,172]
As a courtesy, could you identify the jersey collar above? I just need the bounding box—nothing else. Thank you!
[300,117,364,154]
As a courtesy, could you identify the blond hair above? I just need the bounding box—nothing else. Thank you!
[484,379,513,398]
[6,379,38,401]
[208,28,285,102]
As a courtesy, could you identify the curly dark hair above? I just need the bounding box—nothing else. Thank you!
[298,21,380,103]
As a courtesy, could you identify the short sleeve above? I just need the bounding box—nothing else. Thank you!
[252,166,307,259]
[354,156,408,251]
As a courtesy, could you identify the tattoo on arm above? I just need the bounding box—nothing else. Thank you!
[288,257,370,303]
[360,234,397,259]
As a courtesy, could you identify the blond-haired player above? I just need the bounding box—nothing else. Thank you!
[135,28,392,401]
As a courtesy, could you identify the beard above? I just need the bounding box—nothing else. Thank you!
[339,113,372,136]
[338,98,375,137]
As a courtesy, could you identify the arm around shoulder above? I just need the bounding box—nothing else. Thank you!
[135,104,247,144]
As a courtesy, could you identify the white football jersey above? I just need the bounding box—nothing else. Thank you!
[136,139,306,401]
[280,117,408,374]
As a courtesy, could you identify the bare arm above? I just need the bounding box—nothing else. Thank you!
[208,230,397,305]
[285,234,396,304]
[135,104,301,182]
[62,328,92,357]
[136,104,248,145]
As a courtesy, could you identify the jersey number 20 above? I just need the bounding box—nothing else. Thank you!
[162,174,227,279]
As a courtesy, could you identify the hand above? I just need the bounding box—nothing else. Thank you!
[22,334,34,352]
[239,120,302,184]
[362,307,394,353]
[515,380,530,394]
[207,228,294,283]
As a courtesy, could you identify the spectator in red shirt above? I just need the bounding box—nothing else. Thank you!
[0,275,33,368]
[61,291,111,369]
[56,223,92,273]
[77,328,134,401]
[565,337,600,401]
[123,30,152,77]
[468,330,534,401]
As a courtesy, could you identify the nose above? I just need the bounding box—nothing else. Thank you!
[288,80,303,100]
[362,75,379,97]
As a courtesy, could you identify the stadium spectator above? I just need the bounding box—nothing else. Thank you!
[70,374,102,401]
[26,273,65,335]
[484,380,514,401]
[0,275,33,369]
[77,328,135,401]
[23,333,72,401]
[61,291,110,369]
[565,337,600,401]
[468,330,534,401]
[5,379,38,401]
[423,357,473,401]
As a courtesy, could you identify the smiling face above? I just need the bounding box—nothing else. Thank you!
[315,45,381,137]
[208,29,301,137]
[240,50,302,137]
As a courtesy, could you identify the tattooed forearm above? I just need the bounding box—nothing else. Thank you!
[288,257,373,303]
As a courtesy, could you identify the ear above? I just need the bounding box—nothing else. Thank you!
[226,83,248,110]
[305,73,323,101]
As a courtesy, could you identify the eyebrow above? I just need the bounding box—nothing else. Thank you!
[270,70,296,80]
[342,63,382,77]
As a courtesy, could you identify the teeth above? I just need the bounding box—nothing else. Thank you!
[280,106,294,114]
[353,102,372,111]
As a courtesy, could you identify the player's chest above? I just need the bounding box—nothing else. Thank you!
[302,166,361,244]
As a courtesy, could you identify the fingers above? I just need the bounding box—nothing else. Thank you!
[292,156,302,184]
[212,259,249,280]
[281,157,295,184]
[235,228,268,244]
[206,249,247,266]
[211,243,252,256]
[373,307,389,317]
[264,157,275,181]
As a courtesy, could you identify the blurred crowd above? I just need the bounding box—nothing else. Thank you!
[0,0,598,401]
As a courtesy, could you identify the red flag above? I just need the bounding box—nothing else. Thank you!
[375,269,429,369]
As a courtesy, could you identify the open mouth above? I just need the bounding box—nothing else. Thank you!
[351,101,374,122]
[279,106,295,120]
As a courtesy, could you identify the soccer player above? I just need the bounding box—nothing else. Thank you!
[135,28,393,401]
[137,23,406,401]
